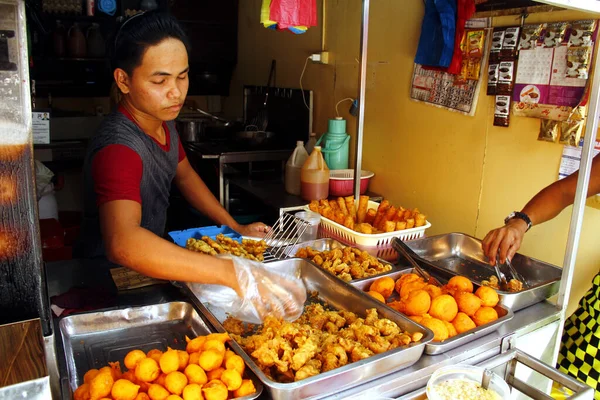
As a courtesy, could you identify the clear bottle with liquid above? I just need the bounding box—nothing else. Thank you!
[301,146,329,201]
[285,141,309,196]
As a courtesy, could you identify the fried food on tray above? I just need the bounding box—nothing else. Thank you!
[369,276,395,299]
[428,294,458,322]
[482,275,524,292]
[473,306,499,326]
[186,234,267,261]
[364,272,501,342]
[446,276,474,293]
[452,312,477,334]
[475,286,500,307]
[294,245,392,282]
[225,304,421,383]
[308,197,428,235]
[388,289,431,316]
[73,333,256,400]
[420,316,449,342]
[454,292,482,317]
[367,290,386,302]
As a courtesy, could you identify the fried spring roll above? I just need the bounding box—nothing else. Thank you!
[343,215,355,230]
[335,211,346,225]
[365,208,377,225]
[356,223,373,234]
[378,206,397,230]
[384,220,396,232]
[345,196,357,220]
[394,207,406,222]
[337,197,349,216]
[406,218,415,229]
[309,200,320,213]
[320,199,331,208]
[396,221,407,231]
[372,200,390,229]
[330,200,339,212]
[415,213,427,227]
[357,195,369,223]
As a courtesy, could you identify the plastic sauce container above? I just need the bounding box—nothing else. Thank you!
[294,211,321,242]
[300,146,330,201]
[285,141,309,195]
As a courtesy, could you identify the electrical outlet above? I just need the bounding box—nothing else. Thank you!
[310,51,330,65]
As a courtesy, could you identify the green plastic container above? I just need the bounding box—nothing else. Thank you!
[317,118,350,170]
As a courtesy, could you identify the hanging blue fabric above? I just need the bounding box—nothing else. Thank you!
[414,0,457,68]
[98,0,117,16]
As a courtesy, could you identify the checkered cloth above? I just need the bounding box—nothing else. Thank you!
[557,272,600,399]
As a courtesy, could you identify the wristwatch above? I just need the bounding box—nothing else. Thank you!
[505,211,532,232]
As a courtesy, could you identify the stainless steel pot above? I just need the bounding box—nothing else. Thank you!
[234,127,276,146]
[176,118,205,142]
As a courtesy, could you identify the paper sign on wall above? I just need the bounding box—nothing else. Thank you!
[32,111,50,144]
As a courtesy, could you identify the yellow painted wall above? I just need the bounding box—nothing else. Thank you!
[233,1,600,314]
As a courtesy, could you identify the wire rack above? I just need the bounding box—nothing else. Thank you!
[262,212,311,261]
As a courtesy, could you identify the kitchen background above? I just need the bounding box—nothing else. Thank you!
[32,0,600,316]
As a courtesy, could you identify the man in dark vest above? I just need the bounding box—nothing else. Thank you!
[80,12,305,322]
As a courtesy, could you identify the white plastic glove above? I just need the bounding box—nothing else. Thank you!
[190,256,306,324]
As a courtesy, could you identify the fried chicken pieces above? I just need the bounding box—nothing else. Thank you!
[226,304,422,382]
[295,246,392,282]
[482,275,524,292]
[367,273,500,342]
[186,234,267,261]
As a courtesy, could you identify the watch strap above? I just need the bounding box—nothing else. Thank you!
[505,211,532,231]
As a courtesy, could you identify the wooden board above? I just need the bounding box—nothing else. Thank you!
[0,319,47,387]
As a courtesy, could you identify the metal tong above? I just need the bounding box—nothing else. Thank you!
[392,239,443,286]
[494,255,528,291]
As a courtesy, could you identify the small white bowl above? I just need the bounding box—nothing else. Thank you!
[426,364,511,400]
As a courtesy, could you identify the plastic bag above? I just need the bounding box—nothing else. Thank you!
[35,160,54,199]
[414,0,457,68]
[269,0,317,30]
[190,256,307,324]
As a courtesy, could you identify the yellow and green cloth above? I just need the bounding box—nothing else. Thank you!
[553,272,600,399]
[261,0,317,34]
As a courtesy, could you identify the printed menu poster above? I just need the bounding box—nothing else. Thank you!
[513,46,588,108]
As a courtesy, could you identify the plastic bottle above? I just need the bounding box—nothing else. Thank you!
[300,146,330,201]
[305,132,317,155]
[285,141,309,195]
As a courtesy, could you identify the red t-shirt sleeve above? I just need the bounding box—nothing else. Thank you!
[178,138,186,163]
[92,144,143,206]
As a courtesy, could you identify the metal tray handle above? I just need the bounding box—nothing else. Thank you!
[480,349,594,400]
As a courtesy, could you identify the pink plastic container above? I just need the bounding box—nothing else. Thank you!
[329,169,374,196]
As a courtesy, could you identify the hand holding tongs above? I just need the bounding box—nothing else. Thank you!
[393,239,443,287]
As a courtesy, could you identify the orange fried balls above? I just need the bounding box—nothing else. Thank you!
[447,276,473,293]
[452,312,477,334]
[475,286,499,307]
[369,276,395,299]
[473,306,499,326]
[428,294,458,322]
[454,292,482,317]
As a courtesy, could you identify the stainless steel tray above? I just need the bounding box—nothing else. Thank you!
[351,270,514,355]
[405,233,562,311]
[181,259,433,400]
[281,238,399,283]
[58,301,263,400]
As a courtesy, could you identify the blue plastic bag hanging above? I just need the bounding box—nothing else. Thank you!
[414,0,457,68]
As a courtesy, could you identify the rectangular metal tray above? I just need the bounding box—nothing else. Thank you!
[351,269,513,355]
[405,233,562,311]
[281,238,399,283]
[59,301,263,400]
[182,259,433,400]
